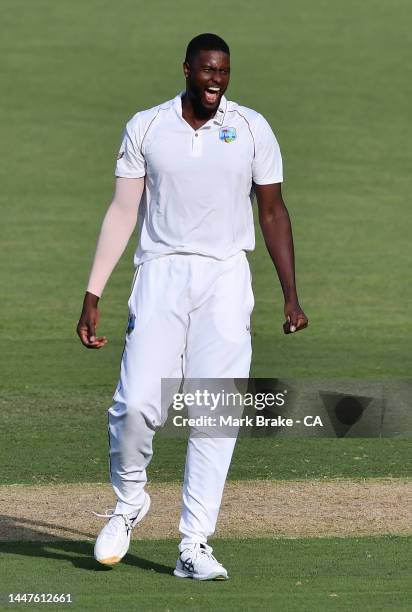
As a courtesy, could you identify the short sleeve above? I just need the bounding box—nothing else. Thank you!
[252,114,283,184]
[115,118,146,178]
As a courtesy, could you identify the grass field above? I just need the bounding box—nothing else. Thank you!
[1,0,411,383]
[2,389,412,483]
[1,0,411,610]
[1,538,411,611]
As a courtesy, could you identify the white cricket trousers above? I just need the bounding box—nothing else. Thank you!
[108,251,254,543]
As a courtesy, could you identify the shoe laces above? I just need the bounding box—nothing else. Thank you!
[92,508,136,531]
[181,543,221,566]
[199,543,220,563]
[92,508,117,519]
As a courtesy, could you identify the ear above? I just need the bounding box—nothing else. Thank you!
[183,61,190,78]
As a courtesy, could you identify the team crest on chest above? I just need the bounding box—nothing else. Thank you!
[219,127,237,143]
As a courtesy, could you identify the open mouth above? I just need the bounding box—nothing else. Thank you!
[204,87,220,105]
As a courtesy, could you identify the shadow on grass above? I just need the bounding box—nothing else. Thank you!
[0,513,96,541]
[0,515,173,575]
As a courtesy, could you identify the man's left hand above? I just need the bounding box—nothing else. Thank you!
[283,302,308,334]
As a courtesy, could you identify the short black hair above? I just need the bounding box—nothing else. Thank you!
[185,33,230,63]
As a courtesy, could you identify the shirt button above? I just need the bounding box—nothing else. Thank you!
[195,133,198,137]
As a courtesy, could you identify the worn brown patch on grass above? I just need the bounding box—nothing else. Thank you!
[0,479,410,541]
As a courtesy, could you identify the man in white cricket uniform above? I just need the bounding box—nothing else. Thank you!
[77,33,308,580]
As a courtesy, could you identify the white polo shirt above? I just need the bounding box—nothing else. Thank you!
[115,93,283,265]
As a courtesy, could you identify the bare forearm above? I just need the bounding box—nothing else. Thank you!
[259,208,298,303]
[255,183,307,333]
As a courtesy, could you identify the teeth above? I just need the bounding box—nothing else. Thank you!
[207,87,220,92]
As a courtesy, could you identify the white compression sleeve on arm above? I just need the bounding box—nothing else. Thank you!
[86,177,144,298]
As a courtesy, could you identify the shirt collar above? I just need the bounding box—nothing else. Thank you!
[173,92,227,127]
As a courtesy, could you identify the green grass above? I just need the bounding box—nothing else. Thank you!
[1,0,411,383]
[1,390,410,484]
[1,537,410,611]
[1,2,411,610]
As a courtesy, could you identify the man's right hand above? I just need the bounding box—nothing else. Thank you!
[76,292,108,349]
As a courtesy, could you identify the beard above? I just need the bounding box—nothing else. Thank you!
[186,81,222,117]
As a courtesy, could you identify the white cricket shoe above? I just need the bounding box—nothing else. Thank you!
[174,543,229,580]
[93,492,151,565]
